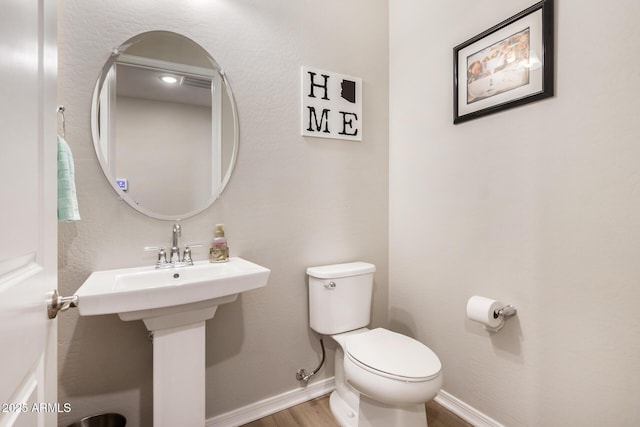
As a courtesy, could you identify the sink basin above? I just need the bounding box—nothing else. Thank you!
[75,257,270,326]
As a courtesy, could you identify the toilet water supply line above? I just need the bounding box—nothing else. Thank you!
[296,336,326,384]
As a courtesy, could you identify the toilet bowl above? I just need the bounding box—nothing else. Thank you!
[306,262,443,427]
[342,328,442,405]
[328,328,442,427]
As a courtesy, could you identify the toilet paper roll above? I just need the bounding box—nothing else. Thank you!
[466,296,504,331]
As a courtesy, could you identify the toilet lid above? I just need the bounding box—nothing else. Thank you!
[345,328,441,380]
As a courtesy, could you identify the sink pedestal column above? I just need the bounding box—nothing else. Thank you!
[153,321,206,427]
[144,305,220,427]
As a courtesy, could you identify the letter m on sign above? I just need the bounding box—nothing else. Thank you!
[306,107,330,134]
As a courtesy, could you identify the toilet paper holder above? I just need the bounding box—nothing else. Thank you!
[493,304,517,319]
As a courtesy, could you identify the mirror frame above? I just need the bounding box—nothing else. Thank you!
[90,31,239,221]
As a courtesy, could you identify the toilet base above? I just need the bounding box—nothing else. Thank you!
[329,390,428,427]
[330,390,359,427]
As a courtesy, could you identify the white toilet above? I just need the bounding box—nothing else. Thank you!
[307,262,443,427]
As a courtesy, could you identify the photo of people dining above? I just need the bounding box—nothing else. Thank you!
[466,28,530,104]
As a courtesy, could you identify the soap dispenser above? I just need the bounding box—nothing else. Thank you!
[209,224,229,263]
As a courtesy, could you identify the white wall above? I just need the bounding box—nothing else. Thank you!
[390,0,640,425]
[58,1,388,425]
[115,96,212,216]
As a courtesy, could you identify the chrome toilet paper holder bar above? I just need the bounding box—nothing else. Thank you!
[493,304,517,319]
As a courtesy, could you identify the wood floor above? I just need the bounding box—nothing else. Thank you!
[241,394,472,427]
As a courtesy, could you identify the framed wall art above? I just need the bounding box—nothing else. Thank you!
[301,66,363,141]
[453,0,554,124]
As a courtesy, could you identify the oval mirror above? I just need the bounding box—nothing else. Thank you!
[91,31,238,220]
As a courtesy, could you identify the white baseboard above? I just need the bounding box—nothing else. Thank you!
[206,381,501,427]
[434,390,504,427]
[206,377,336,427]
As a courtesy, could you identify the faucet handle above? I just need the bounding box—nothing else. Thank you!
[181,244,202,265]
[144,246,169,268]
[156,248,168,267]
[182,247,193,265]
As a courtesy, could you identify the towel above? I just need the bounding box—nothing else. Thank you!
[57,135,81,221]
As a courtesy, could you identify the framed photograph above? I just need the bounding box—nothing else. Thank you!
[453,0,554,124]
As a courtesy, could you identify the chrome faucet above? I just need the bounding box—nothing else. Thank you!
[145,223,196,269]
[170,223,181,264]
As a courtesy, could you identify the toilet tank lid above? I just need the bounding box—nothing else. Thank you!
[307,262,375,279]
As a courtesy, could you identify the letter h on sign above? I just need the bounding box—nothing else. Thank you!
[301,66,362,141]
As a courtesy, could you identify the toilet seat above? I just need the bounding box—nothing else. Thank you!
[345,328,441,382]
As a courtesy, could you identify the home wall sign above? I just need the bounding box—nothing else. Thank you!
[301,66,362,141]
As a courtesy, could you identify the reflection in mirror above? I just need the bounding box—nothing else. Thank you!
[91,31,238,220]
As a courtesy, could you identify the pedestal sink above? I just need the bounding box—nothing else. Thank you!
[74,257,270,427]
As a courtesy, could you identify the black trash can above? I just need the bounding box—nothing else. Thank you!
[67,413,126,427]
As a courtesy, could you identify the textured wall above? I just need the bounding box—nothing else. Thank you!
[58,1,389,425]
[389,0,640,425]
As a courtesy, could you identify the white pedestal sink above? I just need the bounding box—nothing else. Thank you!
[74,257,270,427]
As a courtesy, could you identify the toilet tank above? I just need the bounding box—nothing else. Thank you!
[307,262,376,335]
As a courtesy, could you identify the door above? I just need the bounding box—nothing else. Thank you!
[0,1,58,426]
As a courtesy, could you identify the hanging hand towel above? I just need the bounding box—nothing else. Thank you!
[57,135,81,221]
